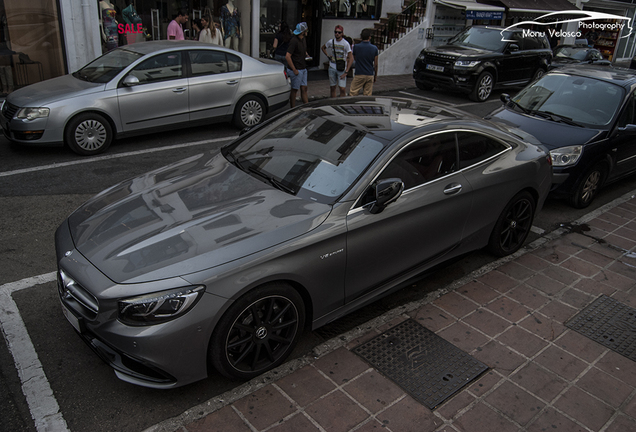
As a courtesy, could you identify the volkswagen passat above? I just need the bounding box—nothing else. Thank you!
[1,41,290,155]
[55,97,551,388]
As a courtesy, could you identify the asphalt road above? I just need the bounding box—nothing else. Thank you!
[2,86,636,432]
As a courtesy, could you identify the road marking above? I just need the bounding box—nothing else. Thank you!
[398,90,458,106]
[0,272,68,432]
[0,136,235,178]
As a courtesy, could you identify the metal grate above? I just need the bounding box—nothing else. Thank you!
[566,295,636,361]
[353,319,488,409]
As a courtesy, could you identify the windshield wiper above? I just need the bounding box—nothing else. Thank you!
[507,99,532,114]
[224,149,246,171]
[248,166,296,194]
[532,110,584,127]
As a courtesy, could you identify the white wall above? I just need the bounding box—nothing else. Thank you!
[59,0,101,72]
[378,21,427,75]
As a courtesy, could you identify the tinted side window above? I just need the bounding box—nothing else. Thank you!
[457,132,507,169]
[130,52,182,84]
[380,132,458,190]
[188,50,228,75]
[228,53,242,72]
[523,36,542,50]
[618,91,636,128]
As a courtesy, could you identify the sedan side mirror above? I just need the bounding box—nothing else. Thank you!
[122,75,140,87]
[369,178,404,214]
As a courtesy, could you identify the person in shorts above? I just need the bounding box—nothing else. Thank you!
[349,28,379,96]
[286,22,310,107]
[321,25,353,98]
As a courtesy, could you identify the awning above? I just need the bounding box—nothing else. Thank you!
[435,0,505,19]
[495,0,578,14]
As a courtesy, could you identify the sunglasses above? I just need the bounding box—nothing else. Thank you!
[334,31,342,34]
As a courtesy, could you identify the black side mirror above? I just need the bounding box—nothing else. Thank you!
[369,178,404,214]
[500,93,511,104]
[507,43,520,53]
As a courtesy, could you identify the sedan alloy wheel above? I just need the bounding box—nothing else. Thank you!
[66,113,113,155]
[488,191,535,256]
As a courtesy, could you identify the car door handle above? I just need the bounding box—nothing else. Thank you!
[226,80,239,85]
[172,87,187,93]
[443,183,462,195]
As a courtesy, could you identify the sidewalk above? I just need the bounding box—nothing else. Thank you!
[300,71,416,100]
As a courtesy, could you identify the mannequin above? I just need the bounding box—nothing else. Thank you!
[221,0,240,51]
[122,2,144,45]
[338,0,352,17]
[99,0,118,51]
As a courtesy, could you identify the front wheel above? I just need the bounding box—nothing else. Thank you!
[65,113,113,155]
[532,68,546,81]
[233,95,265,129]
[569,163,607,209]
[469,71,494,102]
[210,283,305,380]
[488,191,536,257]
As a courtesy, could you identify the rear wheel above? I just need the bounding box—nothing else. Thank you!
[569,163,607,209]
[469,71,494,102]
[210,283,304,380]
[233,95,265,129]
[488,191,535,257]
[65,113,113,155]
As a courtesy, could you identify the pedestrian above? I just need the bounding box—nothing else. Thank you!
[349,28,379,96]
[321,25,353,98]
[199,15,223,45]
[285,22,310,108]
[272,21,292,66]
[167,10,188,41]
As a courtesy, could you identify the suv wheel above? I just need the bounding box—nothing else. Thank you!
[470,71,494,102]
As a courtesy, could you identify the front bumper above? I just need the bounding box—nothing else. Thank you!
[413,59,477,93]
[0,101,63,145]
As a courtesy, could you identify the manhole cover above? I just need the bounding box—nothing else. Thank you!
[566,295,636,361]
[353,319,488,409]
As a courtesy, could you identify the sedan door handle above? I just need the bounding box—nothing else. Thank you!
[443,183,462,195]
[226,80,239,85]
[172,87,187,93]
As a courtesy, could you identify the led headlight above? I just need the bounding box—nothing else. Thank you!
[118,286,205,326]
[550,146,582,167]
[16,107,50,120]
[455,60,480,68]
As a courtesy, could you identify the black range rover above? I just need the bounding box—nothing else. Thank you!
[413,26,552,102]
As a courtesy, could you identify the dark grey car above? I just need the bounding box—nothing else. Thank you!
[55,97,552,388]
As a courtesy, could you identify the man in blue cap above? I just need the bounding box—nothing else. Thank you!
[286,22,310,107]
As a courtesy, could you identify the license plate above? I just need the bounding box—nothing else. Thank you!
[426,64,444,72]
[61,302,82,333]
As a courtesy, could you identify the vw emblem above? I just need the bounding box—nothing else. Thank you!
[255,326,268,340]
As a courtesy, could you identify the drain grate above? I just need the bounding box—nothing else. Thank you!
[353,319,488,409]
[566,295,636,361]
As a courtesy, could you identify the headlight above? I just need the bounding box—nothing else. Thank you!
[16,107,50,120]
[455,60,480,68]
[118,286,205,326]
[550,146,582,167]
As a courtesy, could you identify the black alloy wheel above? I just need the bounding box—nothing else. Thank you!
[470,71,494,102]
[488,191,535,257]
[569,163,607,209]
[210,283,304,380]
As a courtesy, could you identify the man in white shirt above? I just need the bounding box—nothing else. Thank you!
[321,25,353,98]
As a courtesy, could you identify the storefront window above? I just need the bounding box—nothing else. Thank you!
[322,0,382,20]
[0,0,66,93]
[259,0,300,58]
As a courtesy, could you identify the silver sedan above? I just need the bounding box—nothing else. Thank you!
[0,41,290,155]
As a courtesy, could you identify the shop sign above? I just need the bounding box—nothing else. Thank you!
[465,11,503,20]
[118,23,144,34]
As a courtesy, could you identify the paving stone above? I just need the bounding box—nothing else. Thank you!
[497,261,536,281]
[538,300,578,324]
[276,365,336,408]
[595,350,636,388]
[559,287,594,310]
[622,392,636,418]
[554,386,614,431]
[519,312,566,341]
[485,381,545,426]
[314,347,370,385]
[267,412,320,432]
[433,291,479,319]
[601,209,633,226]
[588,241,626,259]
[305,390,369,432]
[473,341,525,376]
[614,226,636,241]
[376,395,442,432]
[232,386,296,431]
[526,407,586,432]
[409,304,456,333]
[542,265,581,286]
[486,296,532,323]
[608,206,636,220]
[576,248,616,268]
[560,256,602,278]
[506,285,550,310]
[572,278,615,297]
[461,309,510,338]
[515,253,552,271]
[588,217,619,235]
[350,419,389,431]
[576,367,634,408]
[511,362,568,402]
[611,290,636,308]
[593,269,636,292]
[436,391,475,421]
[457,280,500,305]
[555,330,606,363]
[608,260,636,280]
[534,346,587,381]
[467,370,503,397]
[603,234,636,251]
[438,321,490,352]
[604,414,636,432]
[533,241,580,264]
[453,402,521,432]
[342,370,405,414]
[185,405,251,432]
[524,273,565,296]
[476,270,519,293]
[496,325,548,358]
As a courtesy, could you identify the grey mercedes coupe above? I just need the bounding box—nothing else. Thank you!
[1,41,290,155]
[55,97,552,388]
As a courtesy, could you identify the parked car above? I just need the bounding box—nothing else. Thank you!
[413,26,552,102]
[550,45,610,69]
[0,41,290,155]
[487,66,636,208]
[55,97,551,388]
